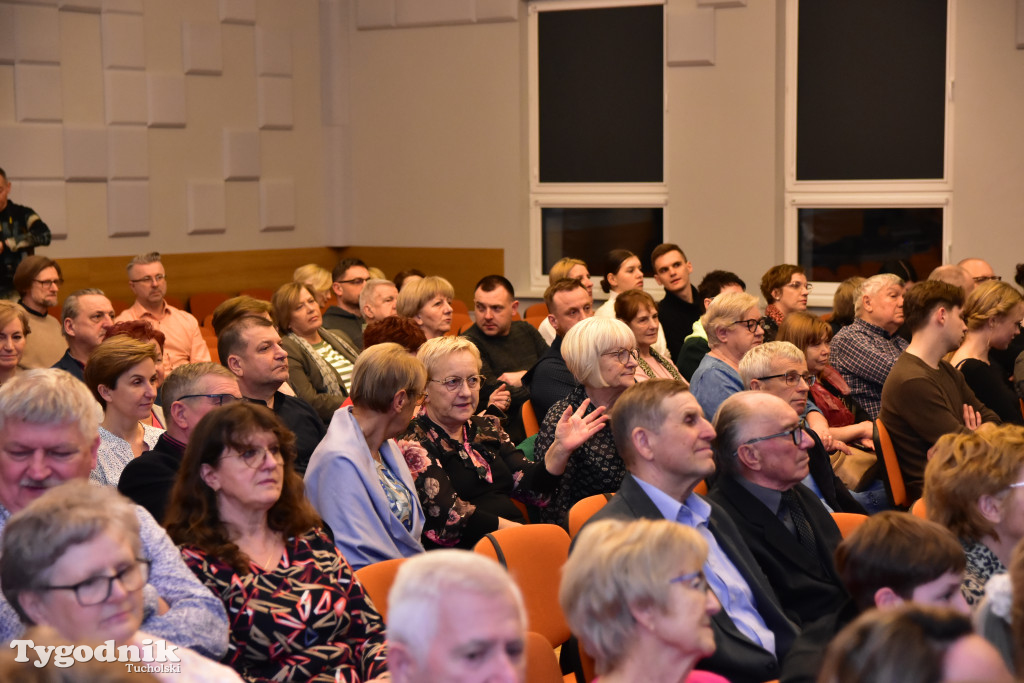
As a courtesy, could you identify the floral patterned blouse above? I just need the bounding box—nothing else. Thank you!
[535,384,624,528]
[180,529,388,683]
[399,413,560,549]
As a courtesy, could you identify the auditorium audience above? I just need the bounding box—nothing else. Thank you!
[52,288,115,382]
[615,288,685,383]
[925,423,1024,606]
[401,335,603,545]
[13,255,65,369]
[273,281,359,423]
[538,257,593,344]
[595,249,668,356]
[676,269,746,380]
[0,482,242,681]
[652,243,704,362]
[324,257,369,350]
[359,278,399,326]
[210,294,273,337]
[690,290,763,420]
[759,264,809,342]
[828,275,864,337]
[948,279,1024,424]
[362,315,427,353]
[293,263,333,309]
[166,402,388,682]
[0,301,27,386]
[104,320,169,428]
[396,275,455,340]
[305,343,427,569]
[85,336,164,487]
[561,517,725,683]
[974,538,1024,675]
[393,268,424,292]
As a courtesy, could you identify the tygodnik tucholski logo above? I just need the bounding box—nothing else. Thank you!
[10,638,182,671]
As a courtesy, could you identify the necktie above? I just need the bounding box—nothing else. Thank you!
[781,488,817,555]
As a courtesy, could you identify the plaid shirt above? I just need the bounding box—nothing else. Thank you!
[829,318,908,419]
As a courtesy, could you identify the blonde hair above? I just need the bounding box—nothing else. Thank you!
[962,280,1024,332]
[0,300,30,337]
[352,343,427,412]
[293,264,332,300]
[560,518,708,674]
[396,276,455,318]
[549,258,587,285]
[416,335,481,379]
[701,291,759,349]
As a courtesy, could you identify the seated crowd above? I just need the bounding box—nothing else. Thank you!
[0,245,1023,683]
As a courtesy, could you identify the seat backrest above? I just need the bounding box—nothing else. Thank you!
[526,314,548,331]
[522,400,540,438]
[873,419,908,508]
[353,557,407,622]
[524,631,565,683]
[474,524,572,647]
[447,312,472,335]
[525,302,549,318]
[910,497,928,519]
[567,493,612,540]
[188,291,231,323]
[451,298,469,315]
[830,512,869,539]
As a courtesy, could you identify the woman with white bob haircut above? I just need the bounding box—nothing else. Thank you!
[0,481,240,681]
[387,549,528,683]
[535,316,636,526]
[561,517,725,683]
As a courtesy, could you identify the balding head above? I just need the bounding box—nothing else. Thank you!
[928,265,975,296]
[957,258,997,284]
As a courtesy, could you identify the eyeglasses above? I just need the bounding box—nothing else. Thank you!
[178,393,241,406]
[430,375,484,392]
[601,348,639,365]
[33,278,63,288]
[129,274,166,285]
[731,318,767,333]
[739,421,809,449]
[227,445,284,469]
[972,275,1002,284]
[43,559,151,607]
[784,282,813,292]
[669,569,709,594]
[756,370,817,387]
[335,277,368,286]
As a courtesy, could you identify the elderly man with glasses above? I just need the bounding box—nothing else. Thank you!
[13,255,66,369]
[707,390,849,629]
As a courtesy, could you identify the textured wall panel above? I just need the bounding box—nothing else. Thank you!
[182,22,223,75]
[107,126,148,179]
[101,12,145,69]
[475,0,516,23]
[667,0,716,67]
[0,6,16,64]
[63,126,108,180]
[257,76,293,130]
[0,123,64,179]
[256,28,292,77]
[104,69,147,124]
[14,63,63,122]
[259,179,294,231]
[223,128,260,180]
[187,180,227,234]
[15,5,61,64]
[220,0,255,25]
[15,181,67,239]
[107,180,149,236]
[355,0,395,29]
[101,0,142,14]
[395,0,473,27]
[147,72,187,128]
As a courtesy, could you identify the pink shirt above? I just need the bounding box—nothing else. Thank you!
[115,300,211,374]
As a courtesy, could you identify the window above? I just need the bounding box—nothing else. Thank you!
[528,0,666,293]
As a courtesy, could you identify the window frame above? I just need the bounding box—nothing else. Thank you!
[527,0,668,297]
[782,0,957,307]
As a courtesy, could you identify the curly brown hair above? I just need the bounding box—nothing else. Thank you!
[164,402,321,574]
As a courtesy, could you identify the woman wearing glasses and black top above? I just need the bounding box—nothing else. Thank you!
[400,335,605,548]
[166,402,388,682]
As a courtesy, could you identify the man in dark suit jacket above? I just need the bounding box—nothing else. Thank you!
[708,391,848,627]
[119,362,241,521]
[583,379,798,683]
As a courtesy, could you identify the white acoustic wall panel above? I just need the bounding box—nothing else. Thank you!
[104,69,147,124]
[667,0,716,67]
[147,72,187,128]
[15,180,67,239]
[187,180,226,234]
[15,5,61,64]
[14,64,63,122]
[475,0,517,23]
[63,126,108,180]
[256,28,292,77]
[257,76,293,130]
[101,0,142,14]
[259,179,295,231]
[101,12,145,69]
[223,129,260,180]
[107,180,149,236]
[0,68,15,121]
[356,0,395,29]
[58,0,103,12]
[107,126,148,179]
[0,6,16,64]
[395,0,474,27]
[220,0,256,25]
[0,123,64,179]
[183,22,223,76]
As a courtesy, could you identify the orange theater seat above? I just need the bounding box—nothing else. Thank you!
[353,558,407,622]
